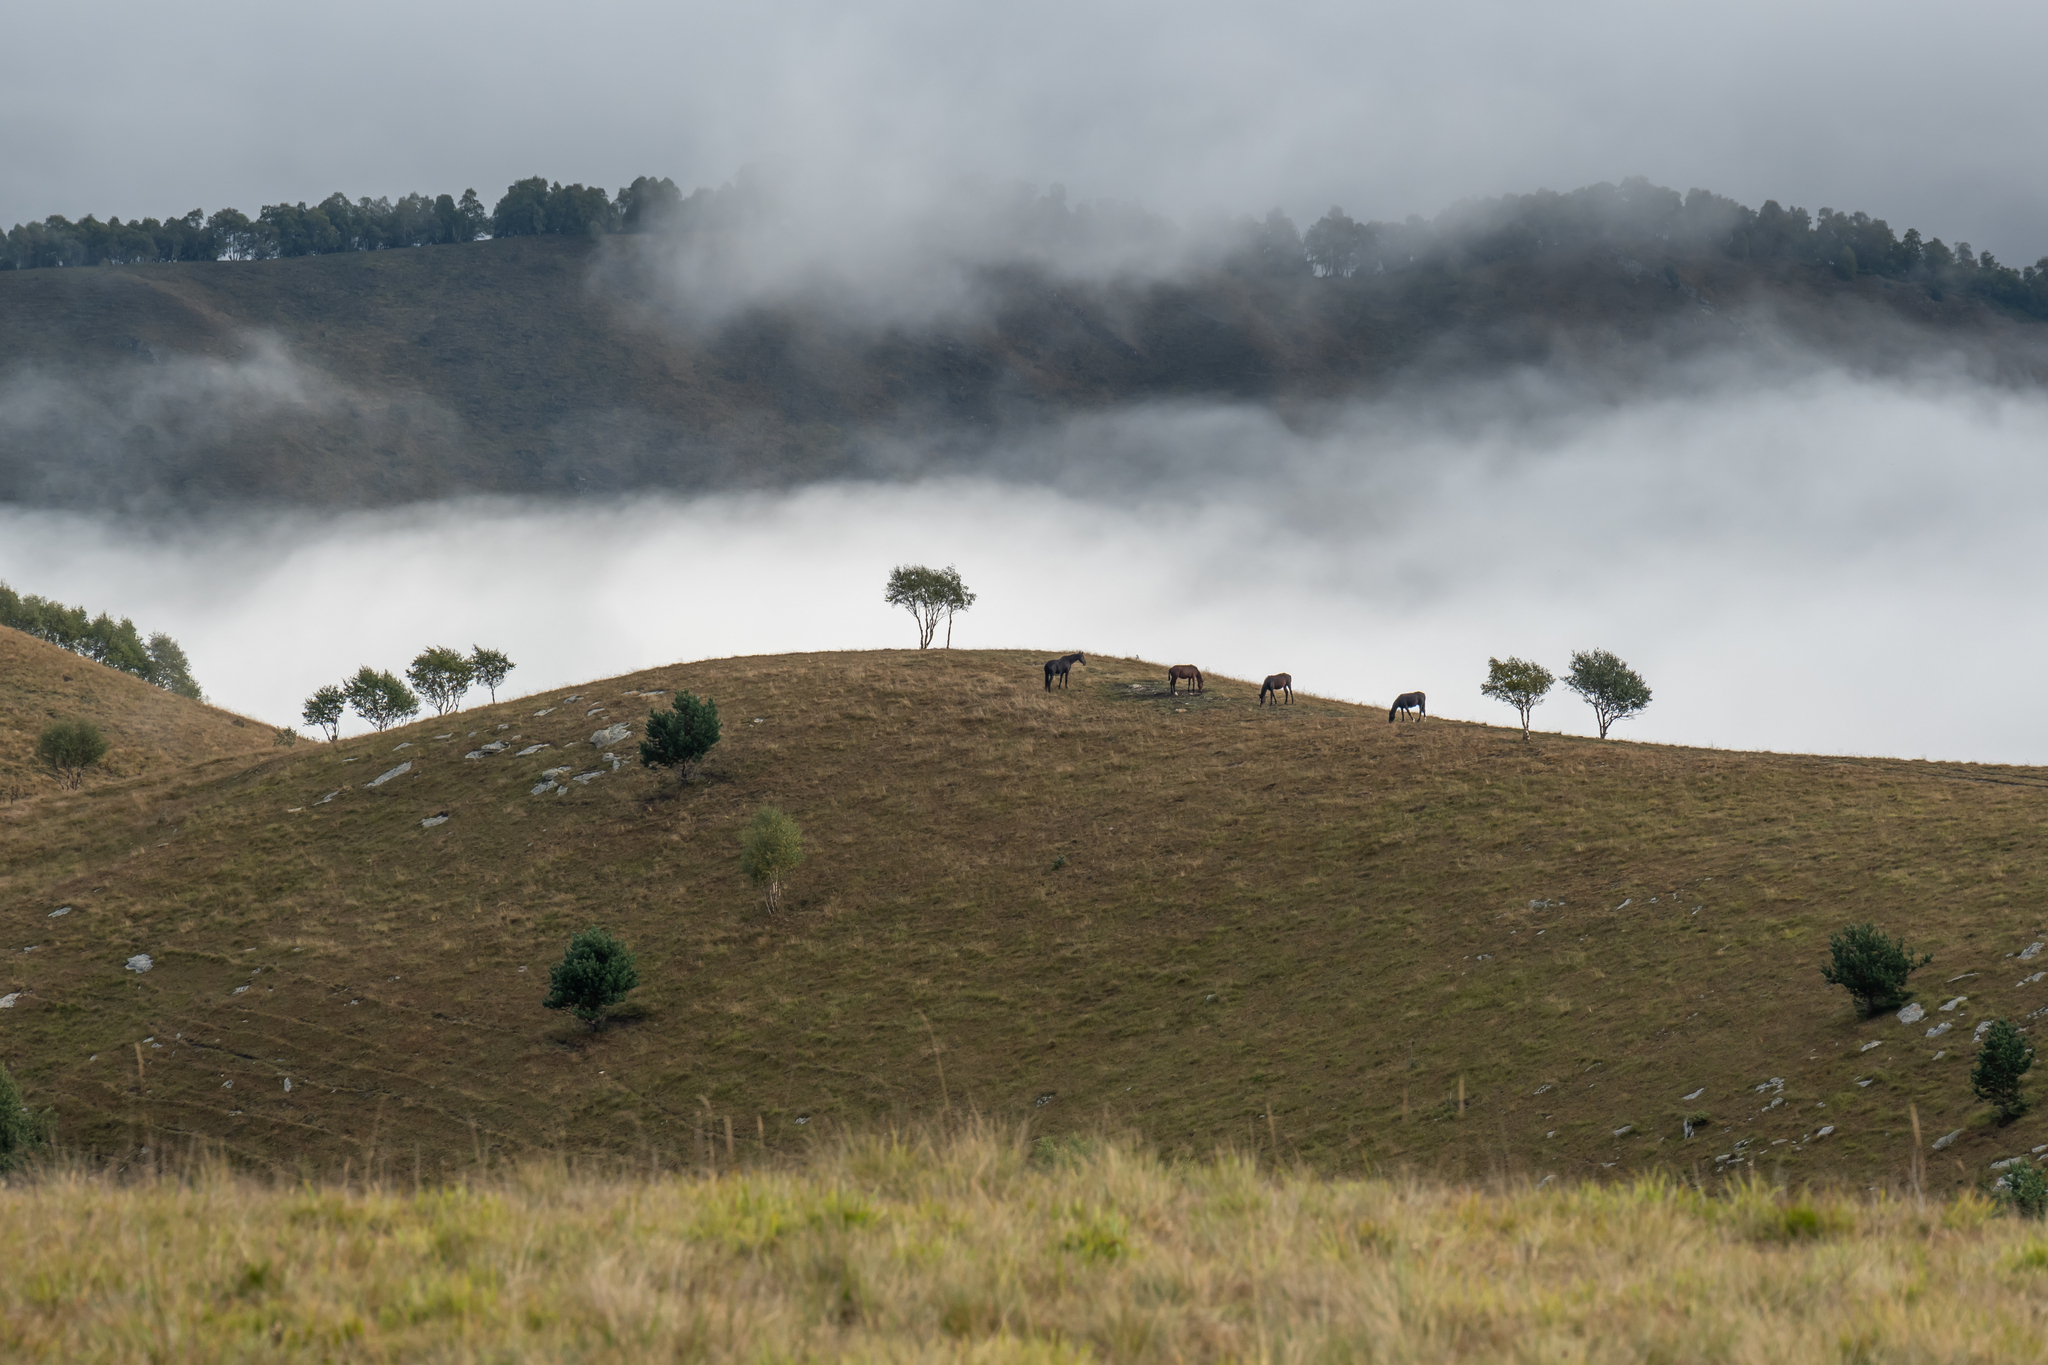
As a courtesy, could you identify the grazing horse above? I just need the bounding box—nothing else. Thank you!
[1043,652,1086,691]
[1167,664,1203,695]
[1260,673,1293,706]
[1389,691,1427,722]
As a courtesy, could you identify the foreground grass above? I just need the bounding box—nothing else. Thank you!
[6,1126,2048,1363]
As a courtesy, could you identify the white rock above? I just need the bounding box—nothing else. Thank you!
[541,766,573,780]
[365,761,413,788]
[420,815,449,828]
[126,954,153,973]
[533,708,556,717]
[1897,1002,1926,1025]
[1926,1021,1952,1038]
[571,771,604,785]
[284,1078,292,1093]
[2021,973,2047,987]
[1816,1125,1835,1138]
[1975,1020,1995,1041]
[392,741,413,751]
[1682,1088,1705,1100]
[232,985,248,995]
[1992,1157,2027,1170]
[515,744,549,756]
[1932,1129,1964,1150]
[2024,941,2045,961]
[0,993,17,1008]
[1940,996,1968,1011]
[590,722,631,746]
[314,790,340,805]
[530,781,557,796]
[1860,1040,1884,1052]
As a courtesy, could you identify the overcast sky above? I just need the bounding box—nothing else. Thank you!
[4,0,2045,262]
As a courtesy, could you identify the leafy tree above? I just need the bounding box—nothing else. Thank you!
[740,806,806,913]
[1480,657,1555,740]
[885,564,976,649]
[640,691,721,782]
[0,1064,51,1173]
[491,177,551,237]
[406,646,475,715]
[1973,1018,2034,1122]
[302,684,345,741]
[272,726,299,747]
[1820,922,1931,1016]
[145,632,202,700]
[36,719,107,789]
[342,666,419,732]
[1565,648,1652,738]
[542,927,640,1030]
[469,647,514,703]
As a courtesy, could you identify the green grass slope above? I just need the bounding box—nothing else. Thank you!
[5,235,2045,509]
[0,625,272,796]
[3,648,2045,1191]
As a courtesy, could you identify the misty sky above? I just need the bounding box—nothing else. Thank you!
[4,0,2046,261]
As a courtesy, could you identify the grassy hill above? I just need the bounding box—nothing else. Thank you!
[5,235,2047,509]
[0,625,271,797]
[3,648,2046,1192]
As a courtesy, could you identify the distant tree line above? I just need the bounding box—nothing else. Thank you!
[0,581,201,699]
[7,171,2043,322]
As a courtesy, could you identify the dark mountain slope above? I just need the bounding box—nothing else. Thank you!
[3,234,2044,510]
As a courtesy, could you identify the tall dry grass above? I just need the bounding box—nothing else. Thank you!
[5,1122,2047,1362]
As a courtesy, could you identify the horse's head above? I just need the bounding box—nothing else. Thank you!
[1074,653,1086,666]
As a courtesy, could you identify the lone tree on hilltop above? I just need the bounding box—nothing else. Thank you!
[470,647,514,703]
[407,646,475,715]
[1566,649,1653,738]
[342,666,420,733]
[37,719,108,789]
[1820,922,1932,1016]
[885,564,976,649]
[639,690,721,783]
[1480,657,1554,740]
[1973,1018,2034,1122]
[542,927,640,1030]
[740,806,806,914]
[302,684,345,742]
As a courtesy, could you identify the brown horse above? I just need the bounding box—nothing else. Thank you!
[1167,664,1203,695]
[1389,691,1426,722]
[1044,652,1086,691]
[1260,674,1293,706]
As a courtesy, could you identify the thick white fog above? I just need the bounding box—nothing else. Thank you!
[5,369,2047,764]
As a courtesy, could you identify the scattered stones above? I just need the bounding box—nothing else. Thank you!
[515,744,549,756]
[125,954,153,973]
[1932,1129,1964,1151]
[232,985,248,995]
[1926,1021,1952,1039]
[392,741,413,751]
[314,790,340,805]
[497,723,511,731]
[1992,1157,2027,1170]
[533,708,556,717]
[1615,898,1632,910]
[48,907,69,918]
[365,761,413,788]
[570,771,604,785]
[530,781,558,796]
[590,722,631,746]
[1897,1002,1926,1025]
[284,1078,292,1094]
[1860,1040,1884,1052]
[1975,1020,1994,1042]
[2023,942,2045,961]
[2020,973,2046,987]
[585,707,606,718]
[1948,972,1979,983]
[1613,1124,1635,1137]
[1682,1088,1705,1100]
[434,733,453,740]
[1933,1051,1947,1060]
[541,766,572,780]
[1753,1077,1785,1095]
[1534,1084,1554,1095]
[1856,1078,1874,1087]
[1940,996,1969,1012]
[0,993,17,1008]
[420,814,449,829]
[1815,1126,1835,1138]
[562,695,583,703]
[2034,1145,2048,1155]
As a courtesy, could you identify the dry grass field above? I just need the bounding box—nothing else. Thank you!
[6,1124,2048,1363]
[4,644,2048,1194]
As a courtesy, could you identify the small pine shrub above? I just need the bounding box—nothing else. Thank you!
[640,691,721,783]
[1820,922,1931,1015]
[541,928,640,1031]
[1972,1018,2034,1122]
[2004,1162,2048,1219]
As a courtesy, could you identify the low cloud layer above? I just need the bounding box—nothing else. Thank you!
[4,365,2045,765]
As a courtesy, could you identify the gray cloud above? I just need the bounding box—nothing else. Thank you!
[5,365,2045,763]
[4,0,2045,262]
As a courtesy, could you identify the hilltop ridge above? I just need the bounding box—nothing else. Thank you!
[3,647,2044,1190]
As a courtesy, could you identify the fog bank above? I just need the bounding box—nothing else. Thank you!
[4,367,2046,764]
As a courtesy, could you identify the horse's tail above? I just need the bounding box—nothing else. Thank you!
[1417,691,1426,717]
[1195,668,1203,692]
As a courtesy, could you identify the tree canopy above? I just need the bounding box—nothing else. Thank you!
[1480,657,1555,741]
[885,564,976,649]
[1565,649,1652,739]
[0,581,201,698]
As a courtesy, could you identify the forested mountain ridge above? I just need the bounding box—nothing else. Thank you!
[4,176,2046,511]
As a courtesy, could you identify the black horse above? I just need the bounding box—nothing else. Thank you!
[1389,691,1426,722]
[1260,673,1293,706]
[1044,652,1086,691]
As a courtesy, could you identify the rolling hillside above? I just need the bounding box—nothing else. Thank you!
[0,625,271,796]
[5,233,2047,510]
[5,648,2046,1190]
